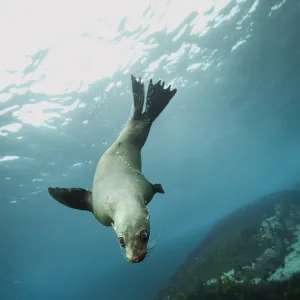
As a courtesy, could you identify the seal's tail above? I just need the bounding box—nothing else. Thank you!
[130,75,177,124]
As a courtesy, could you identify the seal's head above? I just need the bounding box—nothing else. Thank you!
[112,209,151,263]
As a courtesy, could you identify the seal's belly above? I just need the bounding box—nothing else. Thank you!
[92,165,152,226]
[91,128,152,225]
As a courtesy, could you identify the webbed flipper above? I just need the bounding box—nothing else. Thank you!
[152,183,165,194]
[144,183,165,205]
[48,187,93,212]
[143,79,177,123]
[127,75,177,149]
[131,75,145,120]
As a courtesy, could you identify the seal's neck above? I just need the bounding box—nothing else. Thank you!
[112,197,149,232]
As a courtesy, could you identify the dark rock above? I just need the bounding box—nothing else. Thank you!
[154,187,300,300]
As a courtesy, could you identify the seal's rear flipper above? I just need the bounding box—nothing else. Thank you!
[143,79,177,123]
[48,187,93,212]
[131,75,145,120]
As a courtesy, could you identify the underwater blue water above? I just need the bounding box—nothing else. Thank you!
[1,0,300,299]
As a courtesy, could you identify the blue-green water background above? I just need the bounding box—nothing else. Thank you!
[1,0,300,299]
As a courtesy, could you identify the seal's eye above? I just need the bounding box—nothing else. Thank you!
[118,237,125,247]
[140,230,149,242]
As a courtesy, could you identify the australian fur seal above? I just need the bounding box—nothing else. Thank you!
[48,75,177,263]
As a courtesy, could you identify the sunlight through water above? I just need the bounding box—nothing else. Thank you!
[2,0,298,299]
[1,0,235,94]
[0,0,270,204]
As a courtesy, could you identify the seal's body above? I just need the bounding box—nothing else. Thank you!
[48,75,177,263]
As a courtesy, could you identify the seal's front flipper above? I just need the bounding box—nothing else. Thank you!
[143,79,177,123]
[153,183,165,194]
[145,183,165,205]
[48,187,93,212]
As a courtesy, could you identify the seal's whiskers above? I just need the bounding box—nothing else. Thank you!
[119,246,129,262]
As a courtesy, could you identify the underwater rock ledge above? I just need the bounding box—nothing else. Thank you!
[155,186,300,300]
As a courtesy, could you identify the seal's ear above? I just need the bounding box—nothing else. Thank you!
[48,187,93,212]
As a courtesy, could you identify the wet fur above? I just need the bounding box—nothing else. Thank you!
[48,75,177,262]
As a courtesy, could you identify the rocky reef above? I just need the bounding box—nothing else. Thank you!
[155,186,300,300]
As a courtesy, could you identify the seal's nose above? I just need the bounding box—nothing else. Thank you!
[129,252,146,263]
[132,255,145,263]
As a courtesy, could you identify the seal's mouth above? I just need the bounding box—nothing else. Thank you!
[120,234,159,263]
[128,253,146,263]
